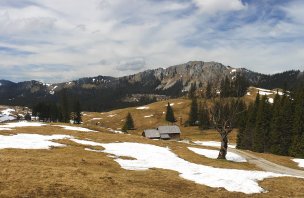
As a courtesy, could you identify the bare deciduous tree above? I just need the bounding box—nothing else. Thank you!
[210,99,245,159]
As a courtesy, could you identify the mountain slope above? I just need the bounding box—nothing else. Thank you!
[0,61,302,111]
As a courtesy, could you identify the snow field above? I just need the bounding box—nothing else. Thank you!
[188,147,247,162]
[0,121,46,130]
[79,141,287,194]
[0,134,72,149]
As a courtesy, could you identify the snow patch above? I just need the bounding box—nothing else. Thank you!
[91,118,102,120]
[0,121,45,129]
[107,114,117,117]
[193,141,236,149]
[256,88,272,96]
[95,142,285,194]
[268,98,274,104]
[188,147,247,162]
[54,125,97,132]
[0,134,72,149]
[106,128,123,134]
[136,106,149,110]
[0,108,16,122]
[292,159,304,168]
[144,115,153,118]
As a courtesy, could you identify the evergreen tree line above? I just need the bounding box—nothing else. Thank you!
[187,74,249,100]
[187,98,211,129]
[220,74,249,98]
[32,90,82,124]
[237,87,304,157]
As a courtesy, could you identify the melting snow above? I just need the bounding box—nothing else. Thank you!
[91,118,102,120]
[54,125,97,132]
[1,108,15,115]
[188,147,247,162]
[0,121,45,129]
[193,141,236,149]
[292,159,304,168]
[107,114,117,117]
[106,128,123,134]
[85,142,286,194]
[0,134,72,149]
[256,88,272,96]
[268,98,274,104]
[136,106,149,110]
[0,108,15,122]
[144,115,153,118]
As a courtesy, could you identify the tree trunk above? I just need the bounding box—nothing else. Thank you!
[218,134,228,159]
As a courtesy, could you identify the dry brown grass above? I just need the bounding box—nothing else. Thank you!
[1,124,304,197]
[1,95,304,197]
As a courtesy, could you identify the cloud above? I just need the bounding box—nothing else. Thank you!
[192,0,247,14]
[0,0,303,82]
[0,0,39,8]
[0,64,74,82]
[116,58,146,71]
[0,46,35,56]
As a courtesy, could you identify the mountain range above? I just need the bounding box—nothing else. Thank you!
[0,61,303,111]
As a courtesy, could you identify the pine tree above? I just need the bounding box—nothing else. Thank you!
[269,93,283,154]
[198,101,210,130]
[236,100,248,149]
[236,109,248,149]
[73,100,82,124]
[60,89,70,123]
[220,76,231,98]
[290,88,304,157]
[122,112,135,133]
[205,82,212,99]
[165,102,176,123]
[188,98,198,126]
[232,73,249,97]
[253,95,272,153]
[188,83,197,99]
[280,95,293,155]
[269,93,294,156]
[242,93,260,150]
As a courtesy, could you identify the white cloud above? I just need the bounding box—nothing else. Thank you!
[192,0,247,14]
[117,57,146,71]
[0,0,303,82]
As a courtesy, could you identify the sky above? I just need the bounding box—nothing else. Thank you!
[0,0,303,83]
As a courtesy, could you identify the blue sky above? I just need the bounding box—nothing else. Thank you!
[0,0,303,82]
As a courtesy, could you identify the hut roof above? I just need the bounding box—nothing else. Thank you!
[158,126,181,134]
[143,129,160,139]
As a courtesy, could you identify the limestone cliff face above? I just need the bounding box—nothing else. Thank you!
[123,61,261,91]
